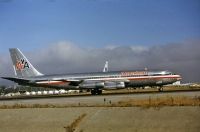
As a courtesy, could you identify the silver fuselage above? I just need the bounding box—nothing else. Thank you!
[16,70,181,90]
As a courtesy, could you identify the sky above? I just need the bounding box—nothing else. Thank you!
[0,0,200,85]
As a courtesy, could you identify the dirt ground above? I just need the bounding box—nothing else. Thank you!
[0,107,199,132]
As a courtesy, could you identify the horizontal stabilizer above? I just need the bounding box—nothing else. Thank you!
[1,77,30,84]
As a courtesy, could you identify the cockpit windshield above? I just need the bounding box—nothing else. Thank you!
[164,71,173,75]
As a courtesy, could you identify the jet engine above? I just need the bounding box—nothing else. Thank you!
[79,81,104,89]
[104,81,125,89]
[79,81,125,89]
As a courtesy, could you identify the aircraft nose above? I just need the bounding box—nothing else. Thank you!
[177,75,182,80]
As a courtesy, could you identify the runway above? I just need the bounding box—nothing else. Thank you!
[0,90,199,132]
[1,90,200,106]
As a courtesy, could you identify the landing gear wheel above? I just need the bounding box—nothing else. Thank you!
[91,90,96,95]
[97,90,102,95]
[91,89,102,95]
[158,87,163,92]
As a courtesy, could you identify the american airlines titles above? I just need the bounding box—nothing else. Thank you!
[121,71,148,77]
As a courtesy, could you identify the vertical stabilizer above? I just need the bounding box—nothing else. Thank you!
[9,48,43,78]
[103,61,108,72]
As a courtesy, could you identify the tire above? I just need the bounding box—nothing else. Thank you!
[97,90,102,95]
[158,87,163,92]
[91,90,96,95]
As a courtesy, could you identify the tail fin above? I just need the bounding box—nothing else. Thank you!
[103,61,108,72]
[9,48,43,78]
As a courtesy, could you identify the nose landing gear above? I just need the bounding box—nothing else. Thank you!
[158,86,163,92]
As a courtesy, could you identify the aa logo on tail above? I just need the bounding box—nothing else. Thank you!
[15,59,30,70]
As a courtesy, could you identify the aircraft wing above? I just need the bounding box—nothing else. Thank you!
[46,78,130,86]
[1,77,83,86]
[54,79,83,86]
[1,77,30,84]
[1,76,129,87]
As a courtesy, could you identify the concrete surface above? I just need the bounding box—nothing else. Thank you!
[0,107,199,132]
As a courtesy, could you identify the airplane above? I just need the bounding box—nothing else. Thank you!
[1,48,182,95]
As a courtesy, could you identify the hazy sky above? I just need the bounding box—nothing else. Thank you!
[0,0,200,84]
[0,0,199,51]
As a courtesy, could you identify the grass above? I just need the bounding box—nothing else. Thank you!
[117,96,200,108]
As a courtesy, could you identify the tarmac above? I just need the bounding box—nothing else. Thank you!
[1,90,200,106]
[0,107,199,132]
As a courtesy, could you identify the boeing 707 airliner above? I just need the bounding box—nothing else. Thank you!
[1,48,181,95]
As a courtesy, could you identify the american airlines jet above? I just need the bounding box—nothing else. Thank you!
[2,48,182,95]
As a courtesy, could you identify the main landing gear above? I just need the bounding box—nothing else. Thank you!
[158,86,164,92]
[91,89,102,95]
